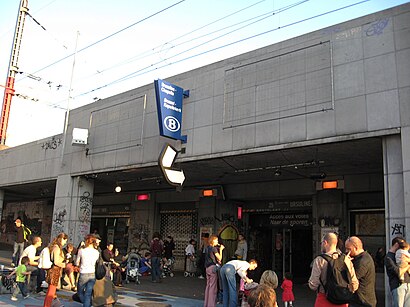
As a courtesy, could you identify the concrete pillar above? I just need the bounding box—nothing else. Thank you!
[52,175,94,246]
[383,135,406,241]
[402,127,410,239]
[0,190,4,222]
[383,134,406,307]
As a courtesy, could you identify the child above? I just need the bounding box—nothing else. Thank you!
[281,272,295,307]
[139,252,152,275]
[396,240,410,281]
[8,256,31,301]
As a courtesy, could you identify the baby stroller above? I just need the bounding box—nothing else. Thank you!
[125,252,141,284]
[184,254,197,277]
[162,257,174,278]
[0,269,16,294]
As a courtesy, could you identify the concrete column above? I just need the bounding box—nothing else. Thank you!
[383,134,405,307]
[0,190,4,222]
[402,127,410,239]
[383,135,406,241]
[52,175,94,246]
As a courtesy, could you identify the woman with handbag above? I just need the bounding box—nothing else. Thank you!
[204,235,224,307]
[75,234,100,307]
[43,232,68,307]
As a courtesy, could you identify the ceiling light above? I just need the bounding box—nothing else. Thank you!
[274,169,281,176]
[115,185,122,193]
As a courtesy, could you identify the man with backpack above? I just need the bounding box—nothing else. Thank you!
[345,236,377,307]
[308,232,359,306]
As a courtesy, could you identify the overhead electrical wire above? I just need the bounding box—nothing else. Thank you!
[79,0,271,80]
[23,0,187,77]
[80,0,308,81]
[10,0,188,109]
[28,0,369,110]
[46,0,308,108]
[75,0,369,98]
[105,0,308,86]
[22,0,269,92]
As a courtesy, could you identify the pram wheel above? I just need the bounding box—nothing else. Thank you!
[170,272,174,277]
[189,272,195,277]
[184,272,189,277]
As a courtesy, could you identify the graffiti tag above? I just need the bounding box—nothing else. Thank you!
[392,223,405,236]
[366,18,389,36]
[41,136,63,150]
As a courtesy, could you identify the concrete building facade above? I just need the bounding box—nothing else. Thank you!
[0,3,409,303]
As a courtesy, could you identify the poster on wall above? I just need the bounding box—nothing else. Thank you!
[200,226,213,238]
[107,227,115,243]
[320,227,339,240]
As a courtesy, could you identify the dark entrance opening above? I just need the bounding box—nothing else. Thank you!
[91,217,129,253]
[248,214,313,283]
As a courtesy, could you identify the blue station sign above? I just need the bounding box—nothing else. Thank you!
[154,79,186,142]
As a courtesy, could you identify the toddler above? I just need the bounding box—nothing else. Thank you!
[8,256,31,301]
[281,272,295,307]
[396,240,410,281]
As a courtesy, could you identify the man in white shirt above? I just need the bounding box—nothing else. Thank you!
[220,259,258,307]
[20,236,45,293]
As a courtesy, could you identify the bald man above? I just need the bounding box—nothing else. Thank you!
[345,236,376,307]
[309,232,358,306]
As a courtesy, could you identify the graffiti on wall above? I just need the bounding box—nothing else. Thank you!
[128,223,150,252]
[365,18,389,36]
[41,136,63,150]
[53,209,67,224]
[392,223,405,236]
[0,201,48,244]
[199,216,214,226]
[200,214,238,226]
[79,192,92,223]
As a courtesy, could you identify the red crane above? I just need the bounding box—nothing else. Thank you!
[0,0,29,145]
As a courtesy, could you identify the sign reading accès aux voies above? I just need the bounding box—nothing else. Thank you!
[154,79,186,141]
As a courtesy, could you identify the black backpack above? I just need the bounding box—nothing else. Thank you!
[319,253,355,304]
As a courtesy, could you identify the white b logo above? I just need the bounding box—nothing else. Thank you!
[164,116,180,132]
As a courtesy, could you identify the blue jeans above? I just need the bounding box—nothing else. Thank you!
[220,264,237,307]
[12,242,24,265]
[77,273,96,307]
[13,281,28,298]
[392,283,410,307]
[151,257,161,282]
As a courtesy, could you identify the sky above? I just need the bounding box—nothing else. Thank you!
[0,0,408,147]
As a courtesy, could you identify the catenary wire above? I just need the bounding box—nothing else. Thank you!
[23,0,188,77]
[75,0,369,98]
[20,0,270,90]
[79,0,274,80]
[46,0,308,108]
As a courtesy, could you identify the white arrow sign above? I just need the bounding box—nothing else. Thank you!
[158,143,185,186]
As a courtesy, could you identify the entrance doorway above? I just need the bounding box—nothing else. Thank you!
[91,217,129,253]
[249,224,312,282]
[272,228,312,281]
[160,210,197,271]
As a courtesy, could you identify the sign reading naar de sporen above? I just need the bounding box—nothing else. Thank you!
[154,79,186,142]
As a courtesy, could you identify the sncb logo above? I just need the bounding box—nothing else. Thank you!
[164,116,180,132]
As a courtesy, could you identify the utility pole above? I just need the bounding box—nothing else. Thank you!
[0,0,29,145]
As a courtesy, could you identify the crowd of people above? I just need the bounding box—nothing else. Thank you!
[200,233,287,307]
[7,218,129,307]
[7,216,410,307]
